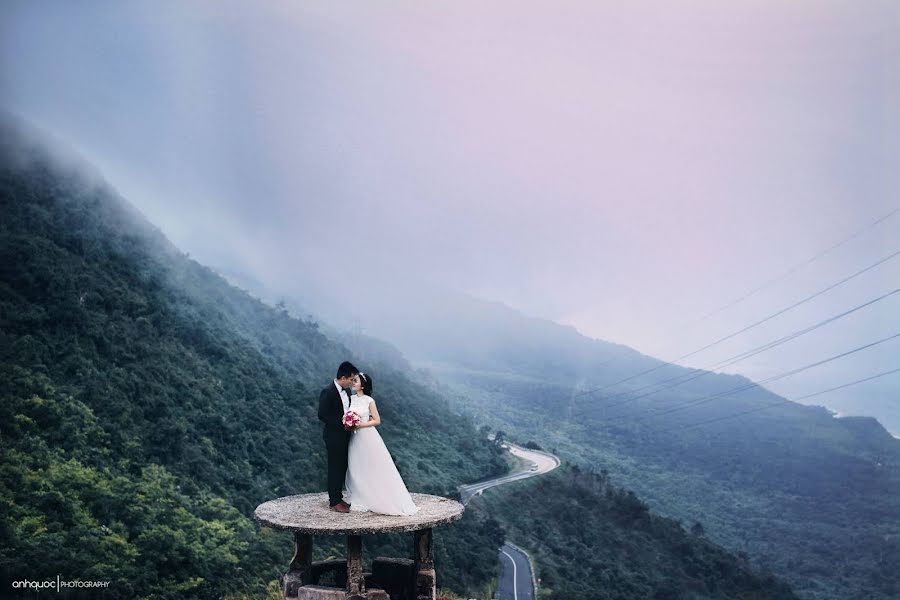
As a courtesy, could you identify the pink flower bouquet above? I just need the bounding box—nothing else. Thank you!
[343,410,361,429]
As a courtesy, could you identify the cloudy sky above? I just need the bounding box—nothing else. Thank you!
[2,1,898,431]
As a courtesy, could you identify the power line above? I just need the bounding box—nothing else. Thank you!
[583,206,900,377]
[670,367,900,431]
[674,206,900,330]
[604,331,900,424]
[622,332,900,422]
[596,286,900,411]
[576,247,900,398]
[602,286,900,403]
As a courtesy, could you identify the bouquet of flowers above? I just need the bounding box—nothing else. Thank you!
[343,410,361,430]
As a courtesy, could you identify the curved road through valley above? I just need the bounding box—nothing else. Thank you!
[458,443,560,600]
[458,443,560,505]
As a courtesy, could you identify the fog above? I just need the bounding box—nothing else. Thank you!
[2,1,898,432]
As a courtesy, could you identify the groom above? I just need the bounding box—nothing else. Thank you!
[318,361,359,513]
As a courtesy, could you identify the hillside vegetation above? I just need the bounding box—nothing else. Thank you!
[0,121,505,598]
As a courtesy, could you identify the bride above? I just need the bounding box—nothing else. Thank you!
[344,372,419,516]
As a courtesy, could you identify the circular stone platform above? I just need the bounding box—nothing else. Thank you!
[254,492,464,535]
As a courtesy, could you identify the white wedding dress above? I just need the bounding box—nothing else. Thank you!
[344,394,419,516]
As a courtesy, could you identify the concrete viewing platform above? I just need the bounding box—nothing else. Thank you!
[254,492,465,600]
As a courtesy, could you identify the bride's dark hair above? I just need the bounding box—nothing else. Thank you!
[359,372,374,396]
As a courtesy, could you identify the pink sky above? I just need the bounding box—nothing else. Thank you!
[2,0,898,429]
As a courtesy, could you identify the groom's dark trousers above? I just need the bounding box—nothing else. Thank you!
[318,384,351,507]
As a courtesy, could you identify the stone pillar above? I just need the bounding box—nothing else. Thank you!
[413,528,436,600]
[346,534,365,600]
[283,532,313,598]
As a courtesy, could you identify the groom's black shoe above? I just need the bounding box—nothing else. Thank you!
[331,501,350,513]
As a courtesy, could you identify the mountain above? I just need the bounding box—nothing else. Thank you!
[0,116,507,598]
[478,464,799,600]
[248,256,900,599]
[0,115,812,600]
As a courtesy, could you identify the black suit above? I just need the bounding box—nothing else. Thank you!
[318,382,351,506]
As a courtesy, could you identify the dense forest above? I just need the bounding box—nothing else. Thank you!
[0,121,507,598]
[477,463,799,600]
[425,328,900,600]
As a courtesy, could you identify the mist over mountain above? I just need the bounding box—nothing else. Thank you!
[4,1,895,441]
[2,113,826,600]
[0,116,513,597]
[226,243,900,600]
[219,254,898,438]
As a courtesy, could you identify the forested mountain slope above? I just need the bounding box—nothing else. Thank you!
[0,119,506,598]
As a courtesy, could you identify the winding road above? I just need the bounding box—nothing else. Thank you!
[457,443,560,600]
[458,443,560,505]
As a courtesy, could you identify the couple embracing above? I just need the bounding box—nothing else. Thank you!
[318,361,419,516]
